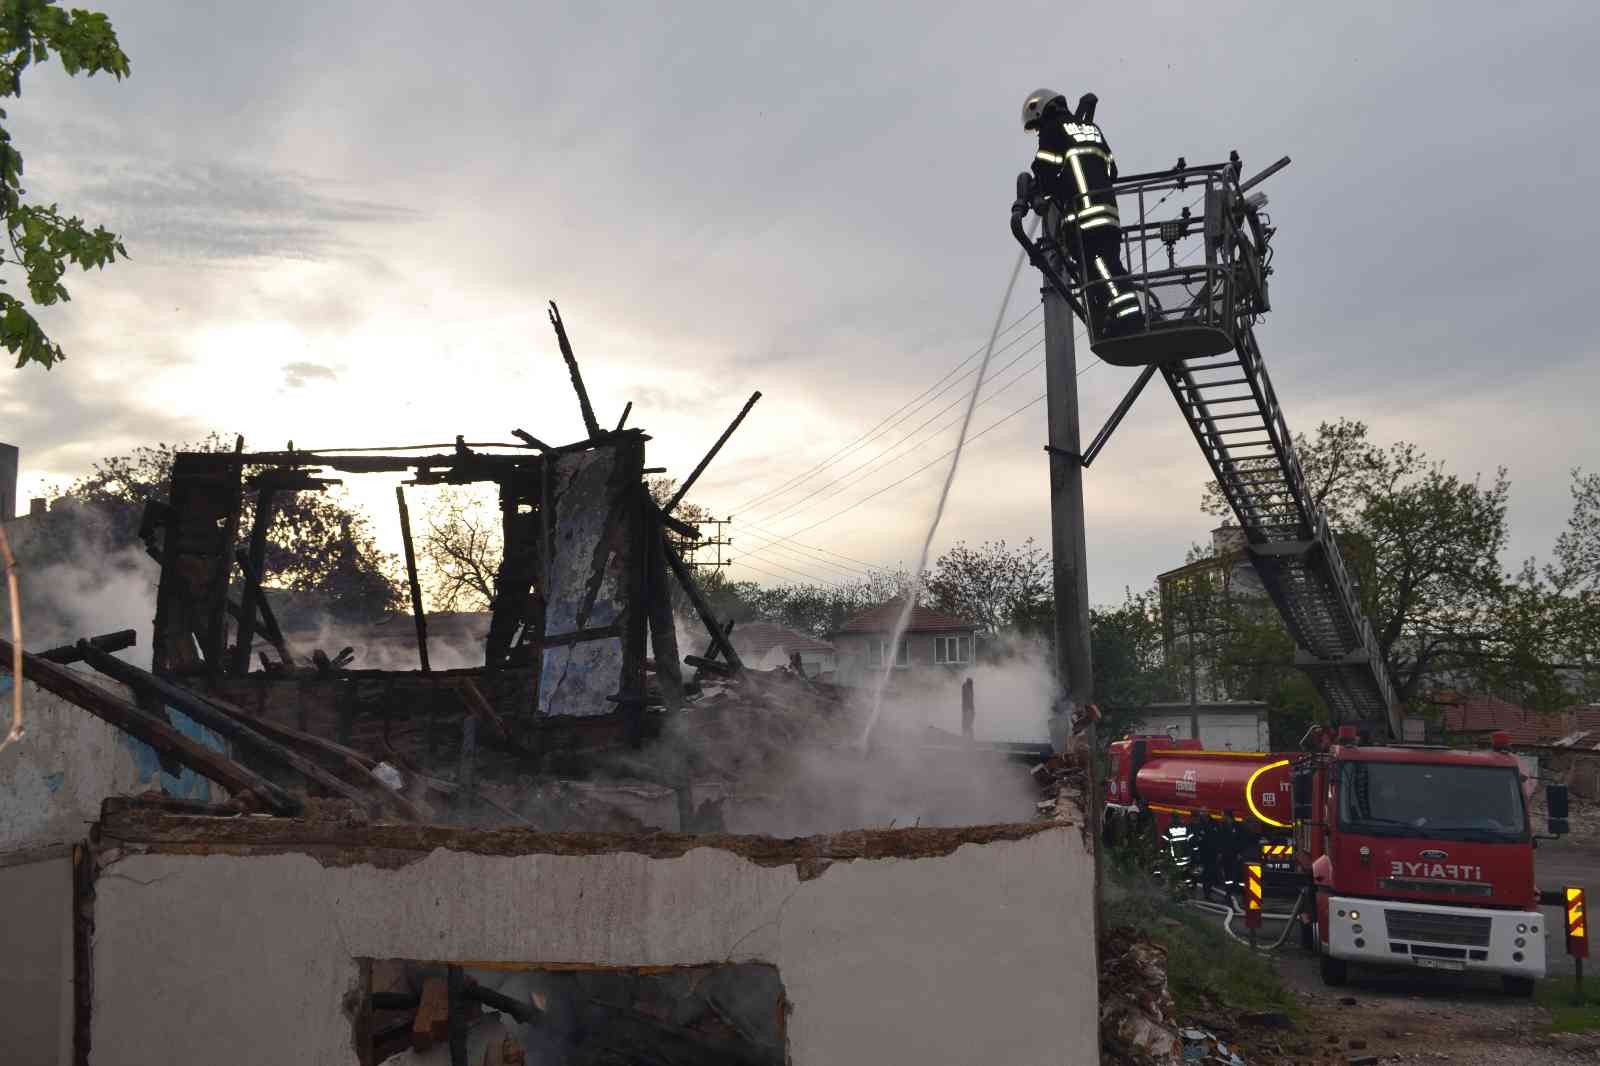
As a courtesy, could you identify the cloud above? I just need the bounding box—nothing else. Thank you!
[282,360,337,389]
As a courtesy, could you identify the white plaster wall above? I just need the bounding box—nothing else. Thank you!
[90,828,1096,1066]
[0,854,74,1066]
[0,678,146,853]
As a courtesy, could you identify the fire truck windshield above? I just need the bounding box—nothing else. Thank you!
[1338,762,1527,842]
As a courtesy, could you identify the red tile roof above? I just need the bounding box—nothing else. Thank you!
[728,622,835,659]
[1438,694,1572,745]
[833,598,977,636]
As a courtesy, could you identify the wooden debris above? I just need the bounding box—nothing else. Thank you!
[412,976,450,1052]
[547,300,601,438]
[0,635,301,814]
[77,643,403,818]
[665,390,761,514]
[37,629,137,664]
[396,486,432,672]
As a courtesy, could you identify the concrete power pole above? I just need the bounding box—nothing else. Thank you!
[1041,261,1101,905]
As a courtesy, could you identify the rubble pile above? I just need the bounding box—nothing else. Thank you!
[1099,929,1184,1066]
[1031,750,1089,824]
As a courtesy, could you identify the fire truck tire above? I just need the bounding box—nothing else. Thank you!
[1298,914,1314,951]
[1501,976,1535,998]
[1318,951,1348,987]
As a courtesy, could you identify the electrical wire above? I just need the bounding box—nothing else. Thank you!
[729,307,1042,514]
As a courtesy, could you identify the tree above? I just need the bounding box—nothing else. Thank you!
[418,486,499,612]
[1,2,131,370]
[924,538,1050,635]
[1088,588,1170,738]
[1202,418,1511,705]
[62,434,403,623]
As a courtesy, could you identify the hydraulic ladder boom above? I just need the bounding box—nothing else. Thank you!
[1163,325,1401,739]
[1013,158,1402,740]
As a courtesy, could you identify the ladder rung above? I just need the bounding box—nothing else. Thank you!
[1207,428,1271,437]
[1194,411,1263,422]
[1178,377,1248,389]
[1184,394,1257,405]
[1177,359,1242,373]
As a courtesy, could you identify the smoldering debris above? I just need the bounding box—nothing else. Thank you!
[8,304,1080,840]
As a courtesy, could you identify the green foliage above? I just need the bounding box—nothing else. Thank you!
[1202,418,1516,706]
[1105,866,1298,1017]
[923,538,1050,635]
[1535,977,1600,1034]
[64,434,404,623]
[0,0,131,369]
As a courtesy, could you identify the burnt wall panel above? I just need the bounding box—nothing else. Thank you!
[538,438,645,717]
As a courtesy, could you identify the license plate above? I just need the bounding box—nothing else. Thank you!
[1414,958,1465,972]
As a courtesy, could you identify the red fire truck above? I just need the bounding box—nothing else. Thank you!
[1105,726,1565,994]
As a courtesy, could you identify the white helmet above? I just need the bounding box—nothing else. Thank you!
[1021,88,1067,131]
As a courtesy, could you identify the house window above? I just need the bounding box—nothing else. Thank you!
[934,635,970,664]
[868,639,909,668]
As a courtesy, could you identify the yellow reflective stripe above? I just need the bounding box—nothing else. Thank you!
[1114,304,1142,318]
[1065,146,1113,164]
[1068,155,1089,195]
[1081,216,1117,230]
[1035,150,1064,165]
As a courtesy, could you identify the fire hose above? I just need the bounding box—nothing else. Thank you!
[1185,887,1308,954]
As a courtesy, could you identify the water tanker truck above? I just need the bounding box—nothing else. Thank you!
[1105,726,1567,994]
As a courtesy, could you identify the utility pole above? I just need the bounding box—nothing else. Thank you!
[1041,252,1101,908]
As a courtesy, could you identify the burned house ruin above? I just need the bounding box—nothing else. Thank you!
[0,305,1097,1065]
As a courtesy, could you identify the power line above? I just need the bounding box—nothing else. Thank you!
[734,185,1214,578]
[733,523,883,579]
[751,334,1049,523]
[730,307,1041,513]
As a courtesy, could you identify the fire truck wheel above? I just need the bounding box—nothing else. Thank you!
[1318,952,1348,987]
[1501,976,1536,998]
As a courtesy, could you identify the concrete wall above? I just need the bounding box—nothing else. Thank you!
[89,826,1096,1066]
[0,851,74,1066]
[0,678,147,853]
[0,676,229,854]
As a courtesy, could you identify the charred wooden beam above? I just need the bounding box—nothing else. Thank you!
[446,965,469,1066]
[461,978,540,1025]
[548,300,602,438]
[665,390,761,514]
[659,510,702,542]
[614,401,633,432]
[701,618,734,662]
[232,478,278,675]
[456,679,509,743]
[0,636,301,814]
[645,511,685,709]
[510,429,548,450]
[205,435,246,683]
[683,655,736,678]
[76,643,397,816]
[37,629,137,664]
[232,550,296,666]
[660,528,744,671]
[395,486,431,672]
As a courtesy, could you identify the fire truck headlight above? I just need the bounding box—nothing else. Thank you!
[1513,951,1524,962]
[1337,909,1346,918]
[1353,924,1363,935]
[1354,937,1366,948]
[1515,937,1526,948]
[1517,923,1527,934]
[1530,923,1539,934]
[1349,910,1360,921]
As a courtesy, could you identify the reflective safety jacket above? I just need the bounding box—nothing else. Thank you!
[1031,113,1120,233]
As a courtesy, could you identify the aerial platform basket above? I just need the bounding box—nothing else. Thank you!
[1015,160,1275,367]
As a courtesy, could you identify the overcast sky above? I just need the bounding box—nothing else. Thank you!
[1,1,1596,606]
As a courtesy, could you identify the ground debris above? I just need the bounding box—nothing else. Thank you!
[1100,928,1183,1065]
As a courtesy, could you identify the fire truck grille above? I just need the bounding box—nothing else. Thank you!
[1378,877,1493,898]
[1382,909,1493,947]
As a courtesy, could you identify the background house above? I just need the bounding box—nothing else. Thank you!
[829,599,979,688]
[728,621,837,678]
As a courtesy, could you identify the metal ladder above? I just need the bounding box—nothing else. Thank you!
[1161,324,1402,739]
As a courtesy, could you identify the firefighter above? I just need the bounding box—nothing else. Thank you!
[1022,88,1146,338]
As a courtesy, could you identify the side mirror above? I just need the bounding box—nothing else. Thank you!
[1547,782,1570,837]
